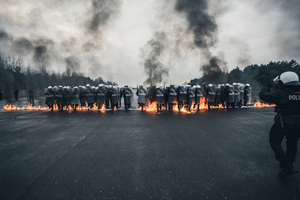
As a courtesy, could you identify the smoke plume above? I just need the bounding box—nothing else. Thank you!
[175,0,225,82]
[0,0,121,81]
[86,0,120,35]
[142,32,169,86]
[175,0,217,49]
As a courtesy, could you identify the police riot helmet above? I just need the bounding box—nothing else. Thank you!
[245,84,250,87]
[208,84,213,87]
[226,83,230,87]
[273,71,300,85]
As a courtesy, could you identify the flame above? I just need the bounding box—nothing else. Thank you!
[3,100,275,112]
[136,101,164,112]
[3,103,107,112]
[253,100,276,108]
[137,98,208,113]
[3,103,50,111]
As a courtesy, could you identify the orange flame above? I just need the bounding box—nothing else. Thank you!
[137,98,208,113]
[136,101,163,112]
[3,103,107,112]
[253,100,276,108]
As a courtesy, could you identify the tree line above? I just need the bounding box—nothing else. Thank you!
[0,53,117,99]
[189,60,300,90]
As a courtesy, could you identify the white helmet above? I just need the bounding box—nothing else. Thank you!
[245,84,250,87]
[208,84,213,87]
[233,83,237,86]
[274,71,299,84]
[48,86,52,89]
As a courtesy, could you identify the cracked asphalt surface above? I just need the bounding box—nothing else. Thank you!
[0,99,299,200]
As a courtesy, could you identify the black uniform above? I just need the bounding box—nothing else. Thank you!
[28,89,34,105]
[259,83,300,176]
[13,90,19,101]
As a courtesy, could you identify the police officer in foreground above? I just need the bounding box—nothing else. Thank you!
[259,71,300,177]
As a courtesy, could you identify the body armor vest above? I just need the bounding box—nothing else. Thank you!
[277,88,300,116]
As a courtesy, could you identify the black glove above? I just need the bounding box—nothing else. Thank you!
[266,83,273,88]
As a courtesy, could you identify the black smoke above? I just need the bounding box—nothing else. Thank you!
[0,30,9,41]
[86,0,121,34]
[201,55,226,84]
[13,38,34,55]
[142,32,169,86]
[175,0,225,82]
[175,0,217,49]
[65,56,80,77]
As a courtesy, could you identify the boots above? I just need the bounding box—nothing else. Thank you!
[278,161,298,177]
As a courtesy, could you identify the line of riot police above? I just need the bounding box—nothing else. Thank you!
[45,84,123,111]
[135,83,251,111]
[45,83,251,111]
[136,84,203,112]
[203,83,252,110]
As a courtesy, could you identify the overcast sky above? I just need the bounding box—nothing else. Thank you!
[0,0,299,86]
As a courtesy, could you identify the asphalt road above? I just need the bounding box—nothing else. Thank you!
[0,100,299,200]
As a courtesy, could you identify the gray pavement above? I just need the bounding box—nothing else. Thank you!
[0,99,299,200]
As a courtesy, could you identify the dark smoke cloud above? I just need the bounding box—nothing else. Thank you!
[201,53,227,83]
[34,46,48,65]
[175,0,217,49]
[65,56,80,76]
[0,30,54,68]
[142,32,169,86]
[0,30,9,41]
[13,38,34,55]
[202,56,222,76]
[175,0,224,82]
[86,0,121,34]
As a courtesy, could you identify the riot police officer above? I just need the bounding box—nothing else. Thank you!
[259,71,300,177]
[45,86,54,110]
[244,84,251,106]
